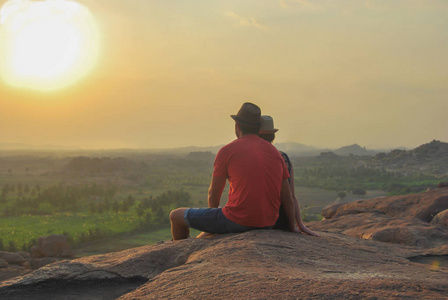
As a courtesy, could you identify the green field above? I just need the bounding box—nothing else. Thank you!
[0,212,144,250]
[1,149,445,255]
[75,227,200,257]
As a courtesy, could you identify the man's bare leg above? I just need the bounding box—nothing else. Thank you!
[169,208,190,240]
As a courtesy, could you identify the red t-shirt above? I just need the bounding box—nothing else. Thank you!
[213,135,289,227]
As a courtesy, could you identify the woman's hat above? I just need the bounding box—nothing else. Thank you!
[259,115,278,134]
[230,102,261,128]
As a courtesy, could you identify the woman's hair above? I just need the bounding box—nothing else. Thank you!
[259,133,275,143]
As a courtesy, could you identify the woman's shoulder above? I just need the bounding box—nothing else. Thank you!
[279,151,290,160]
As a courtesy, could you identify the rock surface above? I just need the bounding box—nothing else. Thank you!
[431,209,448,226]
[312,187,448,248]
[0,259,7,269]
[0,235,75,283]
[0,252,25,265]
[321,187,448,222]
[30,257,59,270]
[0,230,447,300]
[1,188,448,299]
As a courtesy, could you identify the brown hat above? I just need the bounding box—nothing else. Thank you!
[259,115,278,134]
[231,102,261,128]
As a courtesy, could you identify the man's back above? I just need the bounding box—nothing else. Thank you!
[213,135,289,227]
[170,102,297,240]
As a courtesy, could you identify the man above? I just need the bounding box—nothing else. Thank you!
[169,102,298,240]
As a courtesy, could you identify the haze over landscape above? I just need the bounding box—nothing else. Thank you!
[1,2,448,296]
[1,0,448,150]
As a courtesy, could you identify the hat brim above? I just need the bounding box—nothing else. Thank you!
[259,129,278,134]
[231,115,260,128]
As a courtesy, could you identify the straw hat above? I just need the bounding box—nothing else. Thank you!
[230,102,261,128]
[259,115,278,134]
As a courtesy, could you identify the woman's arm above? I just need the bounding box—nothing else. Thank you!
[289,165,321,237]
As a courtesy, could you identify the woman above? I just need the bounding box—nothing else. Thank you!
[259,115,320,237]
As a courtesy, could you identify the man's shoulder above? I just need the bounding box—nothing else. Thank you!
[215,138,240,159]
[219,136,253,150]
[218,139,238,152]
[217,136,280,156]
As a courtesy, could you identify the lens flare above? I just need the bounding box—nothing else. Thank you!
[0,0,99,91]
[430,260,440,271]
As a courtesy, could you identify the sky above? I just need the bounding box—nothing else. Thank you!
[1,0,447,150]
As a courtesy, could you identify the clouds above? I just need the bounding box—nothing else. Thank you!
[279,0,323,11]
[224,10,266,29]
[279,0,448,11]
[1,0,447,149]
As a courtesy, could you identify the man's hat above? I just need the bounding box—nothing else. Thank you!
[230,102,261,128]
[259,115,278,134]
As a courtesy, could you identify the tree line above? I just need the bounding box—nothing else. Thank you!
[1,183,118,216]
[0,188,191,251]
[294,164,445,195]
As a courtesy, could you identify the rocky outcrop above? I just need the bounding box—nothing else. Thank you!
[438,181,448,188]
[1,188,448,299]
[431,209,448,226]
[320,187,448,222]
[311,186,448,248]
[0,259,7,269]
[372,140,448,174]
[0,230,447,299]
[0,235,74,283]
[0,252,25,265]
[31,235,74,258]
[0,252,32,282]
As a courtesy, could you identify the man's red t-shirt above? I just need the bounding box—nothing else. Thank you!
[213,135,289,227]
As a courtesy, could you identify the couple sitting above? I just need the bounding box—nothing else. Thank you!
[170,102,319,240]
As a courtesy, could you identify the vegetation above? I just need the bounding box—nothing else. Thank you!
[0,187,191,251]
[1,146,446,254]
[291,155,448,196]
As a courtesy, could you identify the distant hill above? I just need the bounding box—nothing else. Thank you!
[63,157,136,173]
[162,145,223,155]
[276,143,385,157]
[333,144,379,156]
[0,143,68,150]
[275,142,321,156]
[372,140,448,174]
[186,151,216,160]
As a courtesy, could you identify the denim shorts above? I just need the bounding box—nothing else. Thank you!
[184,208,271,234]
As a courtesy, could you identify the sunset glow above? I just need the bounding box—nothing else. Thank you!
[0,0,447,150]
[0,0,99,91]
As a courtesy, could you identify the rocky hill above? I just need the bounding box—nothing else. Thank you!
[1,187,447,299]
[333,144,379,156]
[372,140,448,174]
[275,142,321,156]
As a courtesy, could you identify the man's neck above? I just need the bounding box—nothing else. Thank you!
[238,133,257,139]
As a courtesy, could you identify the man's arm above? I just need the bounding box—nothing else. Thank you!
[196,176,227,239]
[208,176,226,208]
[280,178,299,233]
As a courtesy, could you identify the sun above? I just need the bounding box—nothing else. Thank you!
[0,0,99,91]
